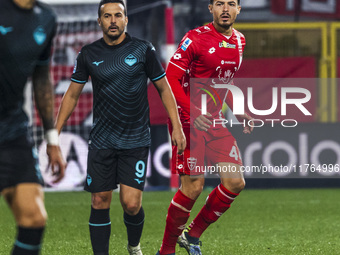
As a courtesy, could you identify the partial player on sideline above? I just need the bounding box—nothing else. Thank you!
[55,1,186,255]
[157,0,253,254]
[0,0,66,254]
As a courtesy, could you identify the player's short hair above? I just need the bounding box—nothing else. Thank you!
[98,0,127,17]
[210,0,240,4]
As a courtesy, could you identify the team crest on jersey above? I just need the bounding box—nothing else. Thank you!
[219,41,236,49]
[187,157,197,171]
[33,26,46,45]
[181,38,192,51]
[125,54,137,66]
[87,174,92,186]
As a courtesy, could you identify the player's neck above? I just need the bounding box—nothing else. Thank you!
[13,0,35,9]
[103,33,127,46]
[213,22,233,36]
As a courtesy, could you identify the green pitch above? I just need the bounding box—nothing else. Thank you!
[1,188,339,255]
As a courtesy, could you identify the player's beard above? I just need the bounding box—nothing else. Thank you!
[217,13,235,30]
[216,20,234,30]
[218,22,233,29]
[104,25,124,41]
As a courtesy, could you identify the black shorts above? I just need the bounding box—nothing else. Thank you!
[0,135,43,192]
[85,147,149,193]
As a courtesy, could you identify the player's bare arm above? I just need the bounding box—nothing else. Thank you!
[32,65,66,183]
[55,81,85,134]
[153,77,186,154]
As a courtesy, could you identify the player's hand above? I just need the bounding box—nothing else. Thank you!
[238,113,254,134]
[46,145,66,183]
[194,112,213,131]
[171,127,186,155]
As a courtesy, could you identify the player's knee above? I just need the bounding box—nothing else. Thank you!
[182,180,204,200]
[122,201,141,216]
[192,181,204,196]
[91,193,111,209]
[20,209,47,227]
[224,178,245,193]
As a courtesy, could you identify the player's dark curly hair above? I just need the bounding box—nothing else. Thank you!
[210,0,240,4]
[98,0,127,17]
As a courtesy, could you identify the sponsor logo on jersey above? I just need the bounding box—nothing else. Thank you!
[125,54,137,66]
[87,174,92,186]
[92,60,104,66]
[221,60,236,65]
[187,157,197,171]
[0,26,13,35]
[209,47,216,54]
[33,26,46,45]
[173,53,182,60]
[181,38,192,51]
[134,178,144,184]
[219,41,236,49]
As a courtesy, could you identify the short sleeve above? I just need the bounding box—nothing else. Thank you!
[168,32,198,72]
[36,22,56,66]
[145,43,166,82]
[71,50,89,84]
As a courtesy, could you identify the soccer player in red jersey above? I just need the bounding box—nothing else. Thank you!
[157,1,253,254]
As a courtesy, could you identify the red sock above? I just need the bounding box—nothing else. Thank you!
[188,184,239,238]
[159,190,196,254]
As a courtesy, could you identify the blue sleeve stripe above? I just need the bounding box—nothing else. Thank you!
[14,240,41,250]
[89,222,111,227]
[151,73,166,82]
[71,78,87,84]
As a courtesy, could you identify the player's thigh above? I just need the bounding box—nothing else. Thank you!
[85,149,118,193]
[171,125,205,175]
[206,136,244,192]
[117,147,149,192]
[0,135,43,193]
[206,135,243,168]
[2,183,46,227]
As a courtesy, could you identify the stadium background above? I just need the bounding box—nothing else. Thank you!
[24,0,340,190]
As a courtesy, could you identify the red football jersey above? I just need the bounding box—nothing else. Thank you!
[167,22,246,125]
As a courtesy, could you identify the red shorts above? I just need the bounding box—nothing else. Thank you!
[169,123,243,175]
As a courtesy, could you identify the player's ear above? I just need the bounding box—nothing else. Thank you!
[208,4,213,13]
[97,17,101,26]
[237,6,241,14]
